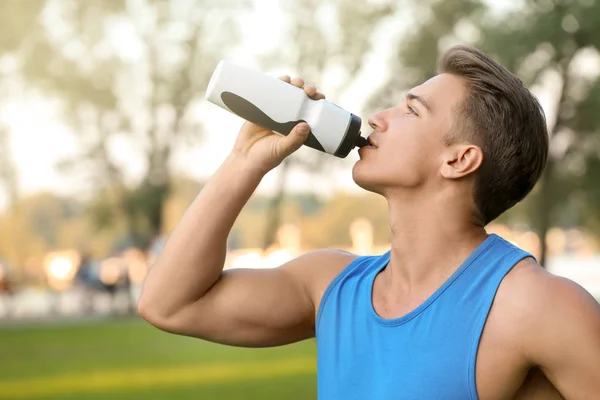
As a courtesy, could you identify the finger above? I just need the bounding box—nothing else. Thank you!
[312,92,326,100]
[279,122,310,156]
[290,77,305,88]
[303,84,317,97]
[278,75,291,83]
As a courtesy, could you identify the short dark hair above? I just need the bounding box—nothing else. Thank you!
[438,45,549,225]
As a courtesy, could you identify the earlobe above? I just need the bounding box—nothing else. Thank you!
[440,145,483,179]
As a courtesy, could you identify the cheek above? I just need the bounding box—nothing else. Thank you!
[387,120,443,158]
[381,130,441,178]
[381,130,423,161]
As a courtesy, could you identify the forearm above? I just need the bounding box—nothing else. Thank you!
[139,153,264,318]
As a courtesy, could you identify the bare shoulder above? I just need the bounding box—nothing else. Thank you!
[498,256,600,359]
[501,257,600,318]
[497,257,600,321]
[280,249,359,313]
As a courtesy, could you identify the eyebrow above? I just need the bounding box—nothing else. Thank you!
[406,92,432,113]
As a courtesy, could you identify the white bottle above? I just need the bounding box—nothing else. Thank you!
[205,60,368,158]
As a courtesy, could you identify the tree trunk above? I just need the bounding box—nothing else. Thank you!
[537,158,555,268]
[537,50,575,268]
[262,160,291,250]
[147,182,169,237]
[120,191,144,249]
[0,125,18,208]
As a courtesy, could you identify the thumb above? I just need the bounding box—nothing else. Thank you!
[279,122,310,155]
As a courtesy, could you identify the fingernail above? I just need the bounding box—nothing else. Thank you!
[298,124,309,133]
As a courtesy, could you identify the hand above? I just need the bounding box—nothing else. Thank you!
[230,76,326,174]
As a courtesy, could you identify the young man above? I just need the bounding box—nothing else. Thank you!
[138,46,600,399]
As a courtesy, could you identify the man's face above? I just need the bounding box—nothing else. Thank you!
[352,73,468,195]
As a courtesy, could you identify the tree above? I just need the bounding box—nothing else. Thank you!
[258,0,394,249]
[300,191,389,249]
[368,0,600,266]
[477,0,600,266]
[0,127,18,208]
[0,0,47,209]
[23,0,247,248]
[366,0,484,113]
[0,193,84,274]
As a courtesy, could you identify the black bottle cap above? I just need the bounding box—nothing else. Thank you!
[354,136,369,148]
[334,114,363,158]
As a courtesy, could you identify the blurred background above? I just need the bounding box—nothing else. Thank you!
[0,0,599,398]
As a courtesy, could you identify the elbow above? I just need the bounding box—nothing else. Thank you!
[137,293,177,333]
[137,291,198,336]
[136,293,152,321]
[137,294,158,324]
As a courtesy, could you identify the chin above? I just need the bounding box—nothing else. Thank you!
[352,163,383,194]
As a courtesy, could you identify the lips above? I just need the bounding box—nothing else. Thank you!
[367,136,378,148]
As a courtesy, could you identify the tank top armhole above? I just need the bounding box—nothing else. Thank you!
[467,249,534,400]
[315,255,368,337]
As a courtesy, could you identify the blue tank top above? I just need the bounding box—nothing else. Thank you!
[316,234,532,400]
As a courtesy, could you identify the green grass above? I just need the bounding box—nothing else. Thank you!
[0,317,317,399]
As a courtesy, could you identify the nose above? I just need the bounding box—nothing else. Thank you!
[367,112,387,132]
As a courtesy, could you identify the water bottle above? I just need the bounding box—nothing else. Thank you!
[205,60,368,158]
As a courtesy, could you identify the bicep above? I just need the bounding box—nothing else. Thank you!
[187,266,315,347]
[528,277,600,398]
[166,250,353,347]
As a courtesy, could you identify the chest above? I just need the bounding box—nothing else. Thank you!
[318,304,482,399]
[317,294,558,400]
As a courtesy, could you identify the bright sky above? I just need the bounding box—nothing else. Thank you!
[0,0,575,210]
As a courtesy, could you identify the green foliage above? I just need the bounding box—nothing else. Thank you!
[367,0,484,113]
[0,193,85,271]
[477,0,600,263]
[257,0,395,248]
[367,0,600,264]
[300,192,389,248]
[21,0,248,247]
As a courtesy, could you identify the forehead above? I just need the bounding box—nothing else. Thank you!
[411,73,467,112]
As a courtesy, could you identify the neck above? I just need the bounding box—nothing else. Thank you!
[384,188,488,290]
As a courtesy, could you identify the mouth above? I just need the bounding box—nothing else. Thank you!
[366,136,377,148]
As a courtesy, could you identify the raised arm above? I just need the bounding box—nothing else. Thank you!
[137,77,355,347]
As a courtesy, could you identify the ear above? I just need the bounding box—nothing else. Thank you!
[440,144,483,179]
